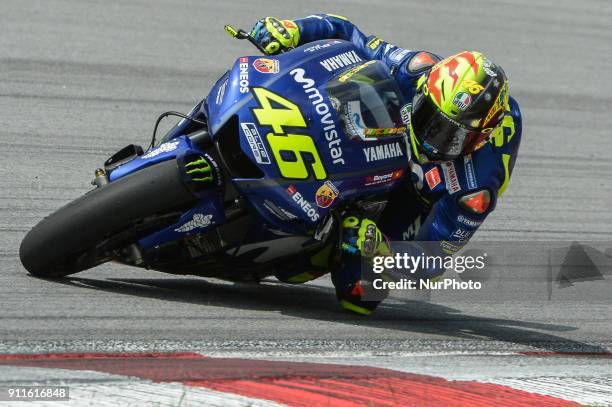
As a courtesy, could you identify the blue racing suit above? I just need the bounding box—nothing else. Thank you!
[274,14,523,309]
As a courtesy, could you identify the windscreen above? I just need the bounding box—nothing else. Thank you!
[325,60,406,141]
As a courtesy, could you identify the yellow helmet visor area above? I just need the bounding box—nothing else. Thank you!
[410,92,489,161]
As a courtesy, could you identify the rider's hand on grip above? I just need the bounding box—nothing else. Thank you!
[250,17,299,55]
[341,217,392,259]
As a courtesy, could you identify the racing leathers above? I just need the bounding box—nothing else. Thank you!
[259,14,523,314]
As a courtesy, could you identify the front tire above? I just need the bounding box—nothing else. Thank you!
[19,159,198,278]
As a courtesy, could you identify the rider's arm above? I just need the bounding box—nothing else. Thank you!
[294,14,421,71]
[294,14,368,47]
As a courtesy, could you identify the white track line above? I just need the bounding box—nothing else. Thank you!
[486,377,612,406]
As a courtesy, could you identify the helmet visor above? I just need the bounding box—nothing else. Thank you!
[410,93,489,161]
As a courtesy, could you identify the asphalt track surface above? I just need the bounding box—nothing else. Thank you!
[1,0,612,405]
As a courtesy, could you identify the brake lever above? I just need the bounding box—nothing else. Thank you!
[224,25,268,55]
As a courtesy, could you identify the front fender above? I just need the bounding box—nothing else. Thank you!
[109,136,192,182]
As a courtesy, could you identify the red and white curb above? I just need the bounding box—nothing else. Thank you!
[0,352,610,406]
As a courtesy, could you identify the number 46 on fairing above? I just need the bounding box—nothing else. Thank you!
[252,87,327,180]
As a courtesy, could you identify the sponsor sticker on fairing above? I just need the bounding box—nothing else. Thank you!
[363,126,407,138]
[303,40,342,53]
[319,51,362,72]
[362,141,404,163]
[174,213,214,233]
[194,152,223,188]
[286,185,297,195]
[425,167,441,189]
[442,161,461,193]
[338,60,376,82]
[215,78,228,105]
[240,123,271,164]
[286,185,320,222]
[142,141,180,159]
[315,180,339,208]
[344,100,366,139]
[364,168,404,186]
[263,199,298,221]
[239,57,249,93]
[290,68,345,165]
[253,58,279,74]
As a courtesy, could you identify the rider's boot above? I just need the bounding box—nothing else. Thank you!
[274,244,333,284]
[331,255,388,316]
[332,216,393,315]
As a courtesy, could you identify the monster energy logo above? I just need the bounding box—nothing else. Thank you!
[185,156,213,183]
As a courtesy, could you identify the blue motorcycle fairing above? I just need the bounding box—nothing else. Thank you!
[107,95,210,183]
[205,40,409,231]
[107,39,412,251]
[108,137,192,182]
[206,39,351,136]
[138,197,224,250]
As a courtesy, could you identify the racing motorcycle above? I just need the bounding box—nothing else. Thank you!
[19,26,410,280]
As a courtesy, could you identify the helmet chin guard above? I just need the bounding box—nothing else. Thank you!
[409,51,508,161]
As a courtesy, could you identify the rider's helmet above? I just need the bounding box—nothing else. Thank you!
[409,51,508,162]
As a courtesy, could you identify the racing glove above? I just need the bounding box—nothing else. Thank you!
[250,17,300,55]
[334,217,392,315]
[341,217,392,258]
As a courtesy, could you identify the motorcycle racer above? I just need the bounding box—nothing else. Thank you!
[250,15,523,315]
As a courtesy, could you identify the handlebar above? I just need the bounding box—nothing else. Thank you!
[224,25,268,54]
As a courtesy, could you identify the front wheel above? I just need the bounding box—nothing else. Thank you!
[19,159,198,278]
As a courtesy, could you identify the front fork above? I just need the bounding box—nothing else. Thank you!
[95,120,226,265]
